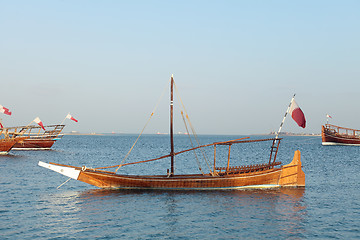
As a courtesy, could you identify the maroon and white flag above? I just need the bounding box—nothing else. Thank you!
[289,100,306,128]
[326,114,332,118]
[66,113,78,122]
[0,105,12,115]
[33,117,45,131]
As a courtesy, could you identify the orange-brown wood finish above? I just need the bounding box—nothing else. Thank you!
[49,149,305,190]
[278,150,305,187]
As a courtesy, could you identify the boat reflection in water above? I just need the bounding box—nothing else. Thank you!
[38,187,306,238]
[75,188,306,238]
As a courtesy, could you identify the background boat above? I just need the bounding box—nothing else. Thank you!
[2,124,65,150]
[321,124,360,146]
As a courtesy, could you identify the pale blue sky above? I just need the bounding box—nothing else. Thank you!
[1,1,359,134]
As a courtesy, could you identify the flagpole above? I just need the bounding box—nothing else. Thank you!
[60,113,69,125]
[275,94,296,139]
[25,120,35,128]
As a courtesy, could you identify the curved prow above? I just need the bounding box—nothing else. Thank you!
[278,150,305,187]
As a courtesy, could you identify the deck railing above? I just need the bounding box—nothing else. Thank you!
[215,161,282,175]
[325,124,360,136]
[0,125,65,139]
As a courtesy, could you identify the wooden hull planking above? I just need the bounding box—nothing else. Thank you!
[12,139,56,150]
[322,125,360,146]
[38,150,305,190]
[0,137,28,154]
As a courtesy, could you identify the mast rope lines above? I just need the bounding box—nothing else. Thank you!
[180,110,204,175]
[174,82,213,175]
[114,78,170,173]
[97,76,213,175]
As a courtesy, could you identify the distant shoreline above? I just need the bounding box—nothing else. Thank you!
[64,132,104,136]
[64,132,321,137]
[268,132,321,136]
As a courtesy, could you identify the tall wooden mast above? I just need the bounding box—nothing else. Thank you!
[170,74,175,176]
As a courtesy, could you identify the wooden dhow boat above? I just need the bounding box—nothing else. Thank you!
[3,124,65,150]
[39,76,305,190]
[322,124,360,146]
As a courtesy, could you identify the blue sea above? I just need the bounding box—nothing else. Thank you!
[1,134,359,239]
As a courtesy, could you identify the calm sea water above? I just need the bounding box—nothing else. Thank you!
[1,135,359,239]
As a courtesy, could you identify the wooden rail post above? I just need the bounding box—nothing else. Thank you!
[226,144,232,173]
[213,145,216,174]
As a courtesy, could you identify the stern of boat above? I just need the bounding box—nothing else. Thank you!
[278,150,305,187]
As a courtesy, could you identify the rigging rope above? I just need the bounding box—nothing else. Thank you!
[173,82,213,174]
[278,136,320,143]
[114,78,171,173]
[181,111,205,175]
[186,113,213,173]
[105,78,216,175]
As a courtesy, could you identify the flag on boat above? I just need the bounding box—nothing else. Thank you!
[33,117,45,130]
[0,122,3,128]
[289,100,306,128]
[0,105,12,115]
[66,113,78,122]
[326,114,332,118]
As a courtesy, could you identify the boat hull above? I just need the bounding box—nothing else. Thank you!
[12,139,56,150]
[77,169,282,190]
[321,125,360,146]
[39,150,305,190]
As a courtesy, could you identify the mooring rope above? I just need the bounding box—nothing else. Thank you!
[57,177,72,189]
